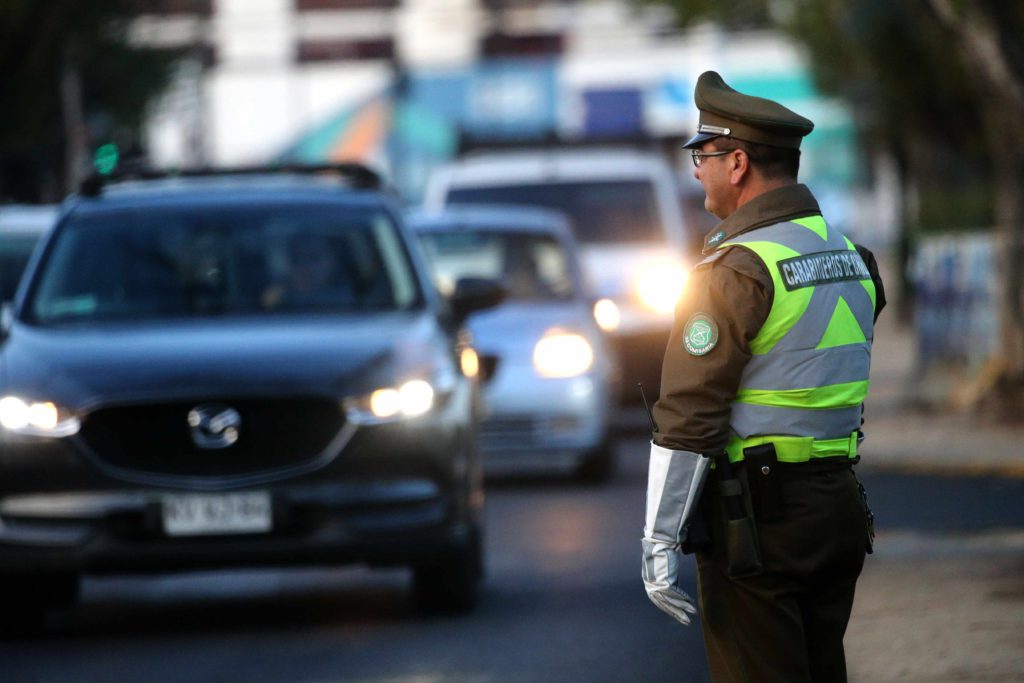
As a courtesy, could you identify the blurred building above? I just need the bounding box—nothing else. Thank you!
[137,0,894,245]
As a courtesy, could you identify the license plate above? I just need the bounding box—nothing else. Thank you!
[162,491,272,536]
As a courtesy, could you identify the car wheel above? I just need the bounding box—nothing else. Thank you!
[0,572,80,632]
[412,526,482,615]
[576,438,617,483]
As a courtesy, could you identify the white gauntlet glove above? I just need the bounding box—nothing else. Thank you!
[642,442,710,626]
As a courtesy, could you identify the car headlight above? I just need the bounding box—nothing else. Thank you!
[0,396,81,437]
[460,347,480,378]
[533,330,594,378]
[634,259,689,315]
[593,298,621,332]
[344,379,437,425]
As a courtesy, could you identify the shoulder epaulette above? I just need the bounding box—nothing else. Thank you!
[695,248,729,269]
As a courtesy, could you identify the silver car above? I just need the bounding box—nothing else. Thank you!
[409,206,620,481]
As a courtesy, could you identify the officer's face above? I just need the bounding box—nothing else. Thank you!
[694,141,739,220]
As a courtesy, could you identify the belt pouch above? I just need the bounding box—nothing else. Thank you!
[743,443,784,521]
[716,455,763,578]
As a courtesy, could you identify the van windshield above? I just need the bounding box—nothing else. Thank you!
[446,181,662,244]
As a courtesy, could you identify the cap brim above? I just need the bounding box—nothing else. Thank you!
[682,131,723,149]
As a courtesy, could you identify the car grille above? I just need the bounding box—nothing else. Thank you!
[479,415,583,451]
[78,397,345,479]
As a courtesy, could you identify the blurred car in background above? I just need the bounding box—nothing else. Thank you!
[409,205,619,481]
[423,148,695,403]
[0,166,504,622]
[0,204,58,304]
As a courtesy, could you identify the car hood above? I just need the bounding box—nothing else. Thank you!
[1,312,446,408]
[467,301,597,361]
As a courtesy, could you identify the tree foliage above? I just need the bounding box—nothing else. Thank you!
[0,1,186,202]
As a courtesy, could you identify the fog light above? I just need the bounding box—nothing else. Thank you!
[593,298,621,332]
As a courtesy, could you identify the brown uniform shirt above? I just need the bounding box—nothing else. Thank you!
[652,184,885,453]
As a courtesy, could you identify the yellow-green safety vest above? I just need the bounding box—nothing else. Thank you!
[719,215,876,464]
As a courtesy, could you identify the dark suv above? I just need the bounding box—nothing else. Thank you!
[0,166,502,619]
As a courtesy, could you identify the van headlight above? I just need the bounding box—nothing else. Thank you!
[344,379,438,425]
[634,259,688,315]
[533,330,594,378]
[0,396,81,437]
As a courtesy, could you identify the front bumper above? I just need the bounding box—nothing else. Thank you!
[0,479,473,575]
[0,397,482,576]
[477,363,614,470]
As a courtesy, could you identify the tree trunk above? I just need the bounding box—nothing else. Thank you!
[990,144,1024,380]
[60,51,88,194]
[927,0,1024,394]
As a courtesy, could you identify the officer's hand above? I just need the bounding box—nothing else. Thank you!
[641,442,707,626]
[641,538,697,626]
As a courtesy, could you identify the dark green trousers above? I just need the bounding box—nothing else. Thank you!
[695,463,868,683]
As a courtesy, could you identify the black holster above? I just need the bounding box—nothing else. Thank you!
[743,443,785,522]
[715,454,763,578]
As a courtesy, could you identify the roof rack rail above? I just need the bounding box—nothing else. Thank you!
[78,162,384,198]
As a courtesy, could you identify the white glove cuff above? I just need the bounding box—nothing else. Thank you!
[643,442,710,545]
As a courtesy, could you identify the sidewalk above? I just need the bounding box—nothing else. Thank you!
[861,312,1024,477]
[846,311,1024,682]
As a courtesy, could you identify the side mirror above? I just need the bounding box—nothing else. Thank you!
[449,277,506,323]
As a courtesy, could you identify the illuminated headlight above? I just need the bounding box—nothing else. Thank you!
[533,330,594,378]
[634,260,689,315]
[345,379,436,425]
[460,347,480,378]
[593,298,621,332]
[0,396,81,437]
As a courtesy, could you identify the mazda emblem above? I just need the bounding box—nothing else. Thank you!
[187,404,241,449]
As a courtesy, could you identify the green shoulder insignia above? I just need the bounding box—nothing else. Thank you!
[704,229,727,249]
[683,313,719,356]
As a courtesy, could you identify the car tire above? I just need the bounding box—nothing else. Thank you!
[412,526,482,615]
[576,438,617,483]
[0,572,80,632]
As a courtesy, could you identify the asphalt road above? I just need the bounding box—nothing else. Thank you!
[2,435,1023,683]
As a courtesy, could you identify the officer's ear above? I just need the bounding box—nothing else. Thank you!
[729,149,751,186]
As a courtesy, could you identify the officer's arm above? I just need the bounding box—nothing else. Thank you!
[652,247,772,454]
[854,243,886,322]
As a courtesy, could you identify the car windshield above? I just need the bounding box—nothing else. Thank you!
[446,180,662,244]
[26,204,421,325]
[417,229,577,302]
[0,235,43,302]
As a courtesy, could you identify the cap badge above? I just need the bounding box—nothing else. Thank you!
[697,124,731,136]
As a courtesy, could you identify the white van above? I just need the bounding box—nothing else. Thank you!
[423,148,696,402]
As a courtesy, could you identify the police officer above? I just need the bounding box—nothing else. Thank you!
[641,71,885,682]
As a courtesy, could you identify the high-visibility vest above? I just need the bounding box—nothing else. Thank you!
[719,215,877,464]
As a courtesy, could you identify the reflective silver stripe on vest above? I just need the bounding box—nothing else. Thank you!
[724,219,873,441]
[739,346,871,392]
[729,403,863,440]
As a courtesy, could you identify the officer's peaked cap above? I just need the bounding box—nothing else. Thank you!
[682,71,814,150]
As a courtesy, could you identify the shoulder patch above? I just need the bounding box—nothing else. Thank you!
[683,313,719,356]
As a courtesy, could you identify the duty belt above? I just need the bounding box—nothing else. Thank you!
[724,431,859,465]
